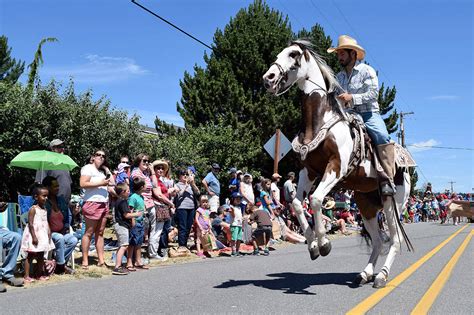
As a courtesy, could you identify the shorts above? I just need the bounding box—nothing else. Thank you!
[230,226,242,241]
[129,223,144,246]
[252,226,272,240]
[82,201,109,220]
[114,223,129,247]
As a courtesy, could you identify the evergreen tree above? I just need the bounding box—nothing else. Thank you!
[27,37,58,89]
[378,83,398,134]
[0,35,25,84]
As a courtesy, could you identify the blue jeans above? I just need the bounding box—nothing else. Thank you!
[360,111,390,145]
[52,232,78,265]
[176,208,195,247]
[0,229,21,280]
[159,218,172,251]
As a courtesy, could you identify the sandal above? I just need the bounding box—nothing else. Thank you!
[37,276,49,281]
[134,264,149,270]
[81,265,89,270]
[23,276,35,283]
[126,266,136,272]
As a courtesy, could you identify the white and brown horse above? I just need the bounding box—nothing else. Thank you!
[263,40,413,288]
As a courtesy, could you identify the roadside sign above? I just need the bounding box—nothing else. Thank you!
[264,131,292,160]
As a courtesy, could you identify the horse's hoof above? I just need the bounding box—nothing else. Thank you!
[309,247,320,260]
[354,272,372,286]
[319,241,332,257]
[373,277,387,288]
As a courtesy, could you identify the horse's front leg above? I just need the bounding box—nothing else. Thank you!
[293,168,318,260]
[310,169,340,257]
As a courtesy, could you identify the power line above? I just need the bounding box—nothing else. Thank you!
[278,0,305,29]
[407,145,474,151]
[308,0,339,35]
[130,0,213,51]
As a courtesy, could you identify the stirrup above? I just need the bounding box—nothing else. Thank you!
[381,182,395,196]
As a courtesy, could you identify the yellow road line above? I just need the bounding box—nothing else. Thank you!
[346,224,469,315]
[411,229,473,315]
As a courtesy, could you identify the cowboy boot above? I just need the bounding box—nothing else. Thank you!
[376,142,396,196]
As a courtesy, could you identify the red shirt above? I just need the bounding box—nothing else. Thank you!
[49,210,64,233]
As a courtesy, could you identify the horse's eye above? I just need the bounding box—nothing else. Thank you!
[289,51,299,59]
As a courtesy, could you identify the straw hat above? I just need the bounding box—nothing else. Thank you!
[152,159,169,172]
[327,35,366,60]
[323,200,336,210]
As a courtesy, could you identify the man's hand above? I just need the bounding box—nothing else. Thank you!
[337,93,353,105]
[32,236,39,247]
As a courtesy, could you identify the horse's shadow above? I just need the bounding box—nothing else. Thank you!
[214,272,359,295]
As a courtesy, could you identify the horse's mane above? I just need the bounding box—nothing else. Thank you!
[290,39,341,93]
[291,39,347,119]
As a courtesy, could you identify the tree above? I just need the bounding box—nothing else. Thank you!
[27,37,58,89]
[0,80,148,200]
[378,83,398,134]
[0,35,25,84]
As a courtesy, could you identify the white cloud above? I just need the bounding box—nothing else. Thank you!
[128,108,185,128]
[43,54,149,84]
[408,139,439,153]
[427,95,459,101]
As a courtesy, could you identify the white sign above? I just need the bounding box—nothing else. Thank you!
[264,131,292,160]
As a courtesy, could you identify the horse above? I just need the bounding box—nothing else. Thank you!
[262,39,414,288]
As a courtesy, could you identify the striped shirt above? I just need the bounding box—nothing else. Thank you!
[336,61,379,113]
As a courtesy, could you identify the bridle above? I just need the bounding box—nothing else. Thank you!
[270,48,329,97]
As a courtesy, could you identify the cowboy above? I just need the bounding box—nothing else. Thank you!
[328,35,395,196]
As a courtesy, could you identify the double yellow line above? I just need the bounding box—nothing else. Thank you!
[347,224,471,315]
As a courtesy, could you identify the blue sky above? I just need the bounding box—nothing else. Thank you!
[1,0,472,192]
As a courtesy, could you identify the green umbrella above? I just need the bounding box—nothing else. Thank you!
[9,150,78,172]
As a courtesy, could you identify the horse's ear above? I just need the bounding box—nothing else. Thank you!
[304,50,310,62]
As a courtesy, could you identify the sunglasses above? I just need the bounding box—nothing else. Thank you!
[95,153,106,158]
[155,166,164,170]
[142,159,149,164]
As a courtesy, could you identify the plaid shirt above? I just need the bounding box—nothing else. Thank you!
[336,62,379,113]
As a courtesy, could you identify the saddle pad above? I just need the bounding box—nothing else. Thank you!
[395,143,417,167]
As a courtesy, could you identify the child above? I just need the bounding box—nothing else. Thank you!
[195,195,213,258]
[112,183,143,275]
[248,205,273,256]
[127,177,149,270]
[229,192,243,257]
[115,162,131,185]
[21,185,55,282]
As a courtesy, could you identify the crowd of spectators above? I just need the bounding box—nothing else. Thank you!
[0,139,472,291]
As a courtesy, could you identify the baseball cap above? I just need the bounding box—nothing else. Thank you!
[228,167,237,174]
[117,162,130,173]
[211,163,221,170]
[287,172,296,178]
[49,139,64,149]
[231,192,242,199]
[187,166,197,174]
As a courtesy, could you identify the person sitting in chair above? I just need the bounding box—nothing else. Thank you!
[0,202,24,292]
[328,35,396,196]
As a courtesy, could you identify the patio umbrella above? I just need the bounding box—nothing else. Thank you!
[10,150,78,174]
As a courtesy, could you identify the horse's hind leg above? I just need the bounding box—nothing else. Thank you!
[355,216,382,285]
[374,172,410,288]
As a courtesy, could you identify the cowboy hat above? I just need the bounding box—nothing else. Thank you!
[323,200,336,210]
[152,159,169,172]
[327,35,366,60]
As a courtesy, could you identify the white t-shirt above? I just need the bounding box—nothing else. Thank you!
[81,164,108,202]
[271,182,281,203]
[230,205,243,227]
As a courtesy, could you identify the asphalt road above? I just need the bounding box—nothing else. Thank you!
[1,222,472,314]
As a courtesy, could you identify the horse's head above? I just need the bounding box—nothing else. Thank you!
[263,43,310,96]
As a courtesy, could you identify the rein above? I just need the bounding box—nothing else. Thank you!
[271,61,329,97]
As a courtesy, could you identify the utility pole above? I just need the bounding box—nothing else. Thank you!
[398,111,414,147]
[448,181,456,193]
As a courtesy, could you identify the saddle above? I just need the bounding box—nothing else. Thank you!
[292,110,416,179]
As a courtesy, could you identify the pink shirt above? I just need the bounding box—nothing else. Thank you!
[131,168,154,209]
